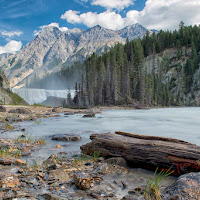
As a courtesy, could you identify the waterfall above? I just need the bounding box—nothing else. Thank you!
[12,88,75,105]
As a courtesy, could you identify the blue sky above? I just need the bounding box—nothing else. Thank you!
[0,0,200,54]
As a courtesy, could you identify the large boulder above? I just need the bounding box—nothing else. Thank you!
[163,172,200,200]
[0,105,6,112]
[52,134,81,141]
[8,108,31,114]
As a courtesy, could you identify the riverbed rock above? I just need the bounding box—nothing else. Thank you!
[8,108,32,114]
[52,107,61,113]
[5,115,23,122]
[74,172,94,190]
[0,105,6,112]
[15,159,26,165]
[94,163,114,174]
[0,158,15,165]
[83,113,95,118]
[52,134,81,141]
[106,157,127,167]
[49,168,70,182]
[162,172,200,200]
[0,172,19,188]
[64,112,74,115]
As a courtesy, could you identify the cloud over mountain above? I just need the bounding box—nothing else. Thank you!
[62,0,200,30]
[0,40,22,54]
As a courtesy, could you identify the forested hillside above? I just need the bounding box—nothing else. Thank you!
[70,22,200,107]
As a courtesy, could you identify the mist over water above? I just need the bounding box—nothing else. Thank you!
[12,88,75,105]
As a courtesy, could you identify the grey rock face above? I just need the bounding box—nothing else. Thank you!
[0,24,149,88]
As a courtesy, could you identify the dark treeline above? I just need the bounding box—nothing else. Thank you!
[69,22,200,107]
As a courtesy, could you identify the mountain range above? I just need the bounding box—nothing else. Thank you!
[0,23,151,88]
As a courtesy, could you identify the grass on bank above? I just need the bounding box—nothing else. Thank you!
[0,148,22,159]
[144,167,174,200]
[15,133,46,145]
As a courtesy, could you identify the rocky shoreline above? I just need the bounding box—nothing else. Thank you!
[0,105,199,199]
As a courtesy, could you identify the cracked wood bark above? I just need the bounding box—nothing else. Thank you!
[80,131,200,175]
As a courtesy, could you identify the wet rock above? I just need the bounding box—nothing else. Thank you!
[52,107,61,113]
[52,134,81,141]
[64,112,74,115]
[97,157,105,162]
[0,158,15,165]
[47,164,61,170]
[74,172,94,190]
[21,177,38,185]
[162,172,200,200]
[0,105,6,112]
[106,157,127,167]
[49,168,70,182]
[5,115,23,122]
[94,163,114,174]
[121,195,140,200]
[38,193,68,200]
[15,159,26,165]
[21,128,26,131]
[90,191,101,199]
[0,172,19,188]
[56,144,61,148]
[8,108,32,114]
[83,113,95,118]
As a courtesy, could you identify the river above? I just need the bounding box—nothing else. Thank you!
[1,107,200,164]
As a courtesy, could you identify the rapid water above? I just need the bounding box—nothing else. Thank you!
[12,88,75,105]
[2,107,200,163]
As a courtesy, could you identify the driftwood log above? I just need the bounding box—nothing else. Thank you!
[80,131,200,175]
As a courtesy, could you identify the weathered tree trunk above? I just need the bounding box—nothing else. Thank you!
[81,131,200,175]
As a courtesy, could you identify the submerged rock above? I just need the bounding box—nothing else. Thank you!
[83,113,95,118]
[74,172,94,190]
[52,134,81,141]
[163,172,200,200]
[64,112,74,115]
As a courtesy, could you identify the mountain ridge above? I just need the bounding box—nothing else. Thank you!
[0,24,151,88]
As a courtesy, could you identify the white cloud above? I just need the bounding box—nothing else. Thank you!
[61,0,200,31]
[126,0,200,30]
[33,22,68,36]
[0,40,22,54]
[1,30,23,37]
[91,0,133,10]
[61,10,125,30]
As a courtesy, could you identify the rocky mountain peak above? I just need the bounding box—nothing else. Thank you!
[0,23,154,88]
